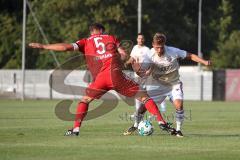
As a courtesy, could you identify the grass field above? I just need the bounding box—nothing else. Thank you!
[0,100,240,160]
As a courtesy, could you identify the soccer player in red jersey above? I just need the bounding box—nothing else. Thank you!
[29,23,175,136]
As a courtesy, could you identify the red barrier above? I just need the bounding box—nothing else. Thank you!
[225,69,240,101]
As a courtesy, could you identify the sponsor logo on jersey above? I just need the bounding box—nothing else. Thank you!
[94,53,113,60]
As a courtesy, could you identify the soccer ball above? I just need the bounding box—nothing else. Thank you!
[138,120,154,136]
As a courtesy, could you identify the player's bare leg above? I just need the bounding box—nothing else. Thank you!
[173,99,184,137]
[65,95,94,136]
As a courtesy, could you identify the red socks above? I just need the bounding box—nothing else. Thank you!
[73,102,89,128]
[144,99,166,124]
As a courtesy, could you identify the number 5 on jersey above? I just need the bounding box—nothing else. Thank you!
[94,37,106,55]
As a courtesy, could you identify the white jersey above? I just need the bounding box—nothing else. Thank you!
[130,45,150,86]
[144,46,187,85]
[130,45,150,70]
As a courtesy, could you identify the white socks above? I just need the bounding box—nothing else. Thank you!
[176,110,184,131]
[176,121,182,131]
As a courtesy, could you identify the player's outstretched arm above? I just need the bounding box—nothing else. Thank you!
[29,43,74,52]
[186,53,211,66]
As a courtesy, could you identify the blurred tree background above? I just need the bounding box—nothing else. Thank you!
[0,0,239,69]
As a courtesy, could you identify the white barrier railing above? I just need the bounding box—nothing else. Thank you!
[0,67,212,100]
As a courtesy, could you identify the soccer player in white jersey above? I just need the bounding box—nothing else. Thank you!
[124,33,168,135]
[124,33,211,137]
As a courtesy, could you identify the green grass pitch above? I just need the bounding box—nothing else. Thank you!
[0,100,240,160]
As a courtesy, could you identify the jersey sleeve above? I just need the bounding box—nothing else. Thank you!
[177,49,187,59]
[172,47,187,59]
[74,39,86,53]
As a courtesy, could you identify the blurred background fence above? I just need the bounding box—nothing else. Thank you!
[1,67,239,101]
[0,67,214,100]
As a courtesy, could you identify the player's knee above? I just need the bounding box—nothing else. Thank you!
[138,97,150,104]
[137,93,149,102]
[135,91,148,101]
[173,99,183,110]
[176,105,183,110]
[80,96,93,104]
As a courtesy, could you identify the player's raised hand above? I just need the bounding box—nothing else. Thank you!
[206,60,212,66]
[202,60,212,66]
[29,43,44,49]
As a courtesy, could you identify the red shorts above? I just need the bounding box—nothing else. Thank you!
[86,70,139,99]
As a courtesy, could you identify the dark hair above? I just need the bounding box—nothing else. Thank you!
[137,32,144,36]
[89,23,105,32]
[152,32,166,45]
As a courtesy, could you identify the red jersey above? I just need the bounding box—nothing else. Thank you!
[76,34,123,80]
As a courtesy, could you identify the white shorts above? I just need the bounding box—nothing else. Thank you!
[146,82,184,104]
